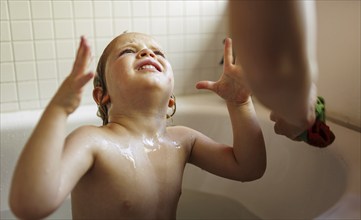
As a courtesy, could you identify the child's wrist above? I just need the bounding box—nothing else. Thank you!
[46,101,72,117]
[226,96,252,107]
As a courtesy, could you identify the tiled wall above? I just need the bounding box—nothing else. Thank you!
[0,0,228,112]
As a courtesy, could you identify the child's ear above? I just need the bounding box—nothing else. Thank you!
[168,96,175,108]
[93,87,110,105]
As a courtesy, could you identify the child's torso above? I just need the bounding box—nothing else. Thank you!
[71,126,191,219]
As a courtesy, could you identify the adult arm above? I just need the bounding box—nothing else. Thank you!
[229,1,318,132]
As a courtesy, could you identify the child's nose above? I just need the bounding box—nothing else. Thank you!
[138,49,156,58]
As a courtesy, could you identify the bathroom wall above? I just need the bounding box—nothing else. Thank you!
[0,0,227,112]
[1,1,360,129]
[316,1,360,129]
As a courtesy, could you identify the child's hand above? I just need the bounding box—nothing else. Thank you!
[196,38,250,104]
[50,36,94,115]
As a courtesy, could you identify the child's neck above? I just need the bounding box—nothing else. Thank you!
[107,95,169,137]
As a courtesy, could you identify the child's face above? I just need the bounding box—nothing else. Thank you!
[105,33,174,101]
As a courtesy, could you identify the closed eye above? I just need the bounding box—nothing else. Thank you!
[119,49,135,57]
[154,51,165,58]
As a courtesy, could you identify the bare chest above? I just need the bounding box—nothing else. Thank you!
[71,141,187,218]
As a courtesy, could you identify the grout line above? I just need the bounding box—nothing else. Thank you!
[6,0,20,111]
[28,0,41,109]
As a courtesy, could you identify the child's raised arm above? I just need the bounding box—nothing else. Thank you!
[194,38,266,181]
[9,37,95,219]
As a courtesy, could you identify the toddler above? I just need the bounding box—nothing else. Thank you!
[10,32,266,220]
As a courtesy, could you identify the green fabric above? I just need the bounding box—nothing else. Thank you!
[298,96,326,142]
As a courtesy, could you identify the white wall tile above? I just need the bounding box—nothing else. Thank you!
[53,1,73,19]
[132,1,149,17]
[1,21,11,41]
[75,19,94,38]
[1,1,9,20]
[150,18,167,35]
[57,59,73,79]
[33,20,54,40]
[150,1,166,17]
[184,52,201,70]
[31,1,52,19]
[8,1,31,20]
[56,40,75,59]
[113,1,131,17]
[18,81,39,101]
[95,38,111,57]
[15,61,37,81]
[39,79,58,99]
[13,42,34,61]
[35,41,56,60]
[168,1,183,17]
[40,99,51,108]
[37,60,57,79]
[94,1,112,18]
[0,42,13,62]
[1,102,19,112]
[0,83,18,102]
[216,1,229,16]
[54,20,74,39]
[19,100,40,110]
[185,1,200,16]
[153,35,168,52]
[201,17,220,34]
[168,36,184,53]
[133,18,150,34]
[201,1,218,16]
[95,19,113,37]
[185,17,200,34]
[114,19,132,35]
[0,63,15,82]
[0,0,229,113]
[11,21,33,41]
[74,1,93,18]
[168,18,184,35]
[168,53,184,70]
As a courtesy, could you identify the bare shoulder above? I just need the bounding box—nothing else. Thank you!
[167,125,197,137]
[65,125,112,150]
[166,125,205,149]
[67,125,102,140]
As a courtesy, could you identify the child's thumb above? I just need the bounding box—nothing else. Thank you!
[195,81,216,91]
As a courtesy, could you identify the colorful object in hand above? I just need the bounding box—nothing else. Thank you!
[297,97,335,148]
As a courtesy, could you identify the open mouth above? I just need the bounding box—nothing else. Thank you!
[136,59,162,72]
[138,64,159,71]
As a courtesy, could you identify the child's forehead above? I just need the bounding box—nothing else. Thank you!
[113,33,162,49]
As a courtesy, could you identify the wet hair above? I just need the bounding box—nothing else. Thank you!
[93,32,176,125]
[93,51,109,126]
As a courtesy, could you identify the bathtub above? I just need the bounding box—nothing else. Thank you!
[1,93,360,219]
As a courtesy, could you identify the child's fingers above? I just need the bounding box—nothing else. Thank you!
[74,72,94,90]
[223,38,234,67]
[72,36,91,76]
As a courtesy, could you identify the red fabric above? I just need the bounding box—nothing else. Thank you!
[307,120,335,148]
